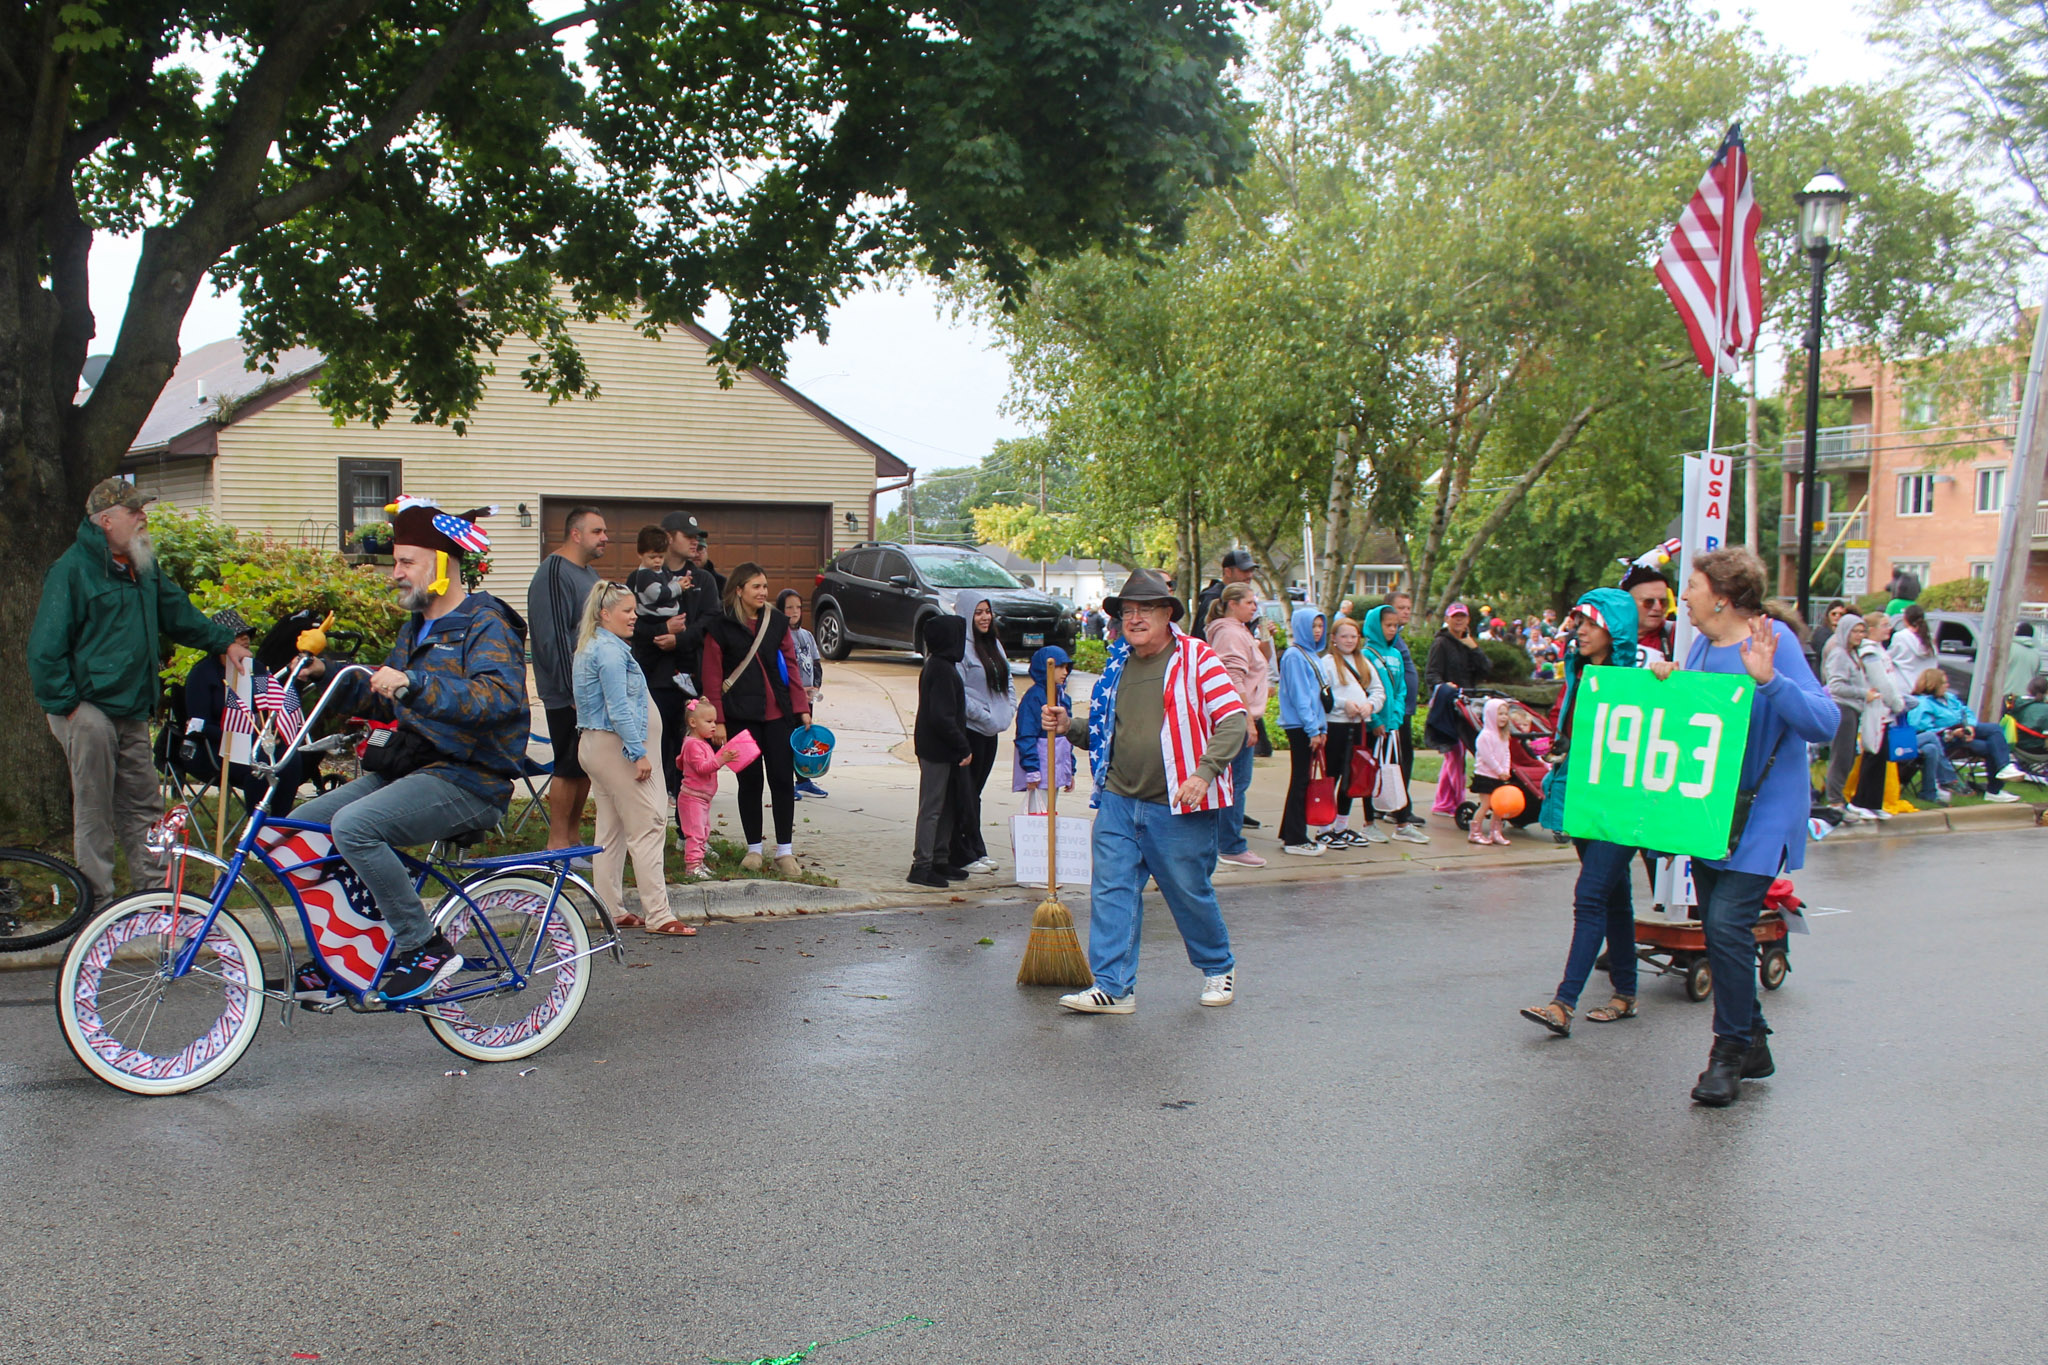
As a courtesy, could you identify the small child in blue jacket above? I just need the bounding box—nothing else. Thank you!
[1014,645,1076,813]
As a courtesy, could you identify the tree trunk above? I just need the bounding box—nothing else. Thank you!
[1435,400,1611,608]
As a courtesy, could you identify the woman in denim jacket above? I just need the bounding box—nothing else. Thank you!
[574,582,681,933]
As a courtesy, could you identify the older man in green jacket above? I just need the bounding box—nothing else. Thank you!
[29,478,247,899]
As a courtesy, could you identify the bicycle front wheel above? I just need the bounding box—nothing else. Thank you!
[423,872,590,1063]
[56,893,263,1095]
[0,847,94,952]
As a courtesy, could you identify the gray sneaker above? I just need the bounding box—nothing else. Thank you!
[1391,823,1430,845]
[1058,987,1135,1014]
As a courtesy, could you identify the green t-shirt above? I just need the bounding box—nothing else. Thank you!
[1107,647,1173,802]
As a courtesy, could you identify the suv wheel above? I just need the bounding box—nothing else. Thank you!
[816,605,851,661]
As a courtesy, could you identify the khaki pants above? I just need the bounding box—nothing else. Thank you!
[582,702,673,927]
[47,701,162,901]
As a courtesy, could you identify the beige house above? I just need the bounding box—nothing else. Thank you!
[119,313,911,597]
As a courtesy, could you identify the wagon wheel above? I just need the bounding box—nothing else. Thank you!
[1684,957,1713,1002]
[1759,947,1789,991]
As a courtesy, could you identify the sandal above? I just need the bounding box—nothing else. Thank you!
[646,921,698,936]
[614,913,645,928]
[1584,996,1637,1023]
[1519,1001,1572,1037]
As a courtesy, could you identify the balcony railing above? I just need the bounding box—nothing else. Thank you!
[2035,501,2048,544]
[1781,424,1873,469]
[1778,511,1867,547]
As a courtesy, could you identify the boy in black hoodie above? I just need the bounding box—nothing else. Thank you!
[910,615,972,887]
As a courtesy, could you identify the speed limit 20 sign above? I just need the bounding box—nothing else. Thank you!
[1561,667,1756,856]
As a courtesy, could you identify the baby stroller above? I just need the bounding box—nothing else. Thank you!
[1451,690,1553,832]
[1634,876,1798,1001]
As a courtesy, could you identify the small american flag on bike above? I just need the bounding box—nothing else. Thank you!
[1654,123,1761,379]
[257,675,304,742]
[221,690,256,737]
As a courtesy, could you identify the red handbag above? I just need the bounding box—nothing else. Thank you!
[1347,742,1379,800]
[1304,749,1337,827]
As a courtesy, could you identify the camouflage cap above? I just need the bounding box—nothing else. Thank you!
[85,477,156,516]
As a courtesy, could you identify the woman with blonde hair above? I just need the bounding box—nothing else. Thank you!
[573,580,685,933]
[1905,666,2023,803]
[1317,614,1387,846]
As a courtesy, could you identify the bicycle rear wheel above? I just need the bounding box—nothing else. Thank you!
[56,893,263,1095]
[0,847,94,952]
[422,872,590,1063]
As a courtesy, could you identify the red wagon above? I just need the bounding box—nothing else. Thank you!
[1633,877,1800,1002]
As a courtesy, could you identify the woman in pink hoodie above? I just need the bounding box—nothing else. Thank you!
[1205,584,1270,868]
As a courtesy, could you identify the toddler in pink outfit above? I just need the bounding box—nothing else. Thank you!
[676,700,732,878]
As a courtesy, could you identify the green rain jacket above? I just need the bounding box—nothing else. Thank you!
[28,517,238,720]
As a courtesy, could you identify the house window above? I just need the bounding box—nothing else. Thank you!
[1970,560,1994,581]
[1353,568,1400,598]
[1891,559,1933,589]
[1902,384,1938,425]
[338,458,402,538]
[1976,464,2007,513]
[1897,471,1935,517]
[1979,374,2015,421]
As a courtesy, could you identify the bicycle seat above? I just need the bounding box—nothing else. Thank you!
[440,823,498,851]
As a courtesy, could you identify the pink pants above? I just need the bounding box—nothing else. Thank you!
[678,792,711,870]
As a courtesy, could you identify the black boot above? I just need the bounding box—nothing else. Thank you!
[1691,1037,1748,1106]
[1742,1026,1774,1079]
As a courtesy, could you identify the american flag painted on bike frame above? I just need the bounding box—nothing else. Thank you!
[258,826,392,991]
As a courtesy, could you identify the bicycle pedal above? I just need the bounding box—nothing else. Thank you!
[297,993,346,1014]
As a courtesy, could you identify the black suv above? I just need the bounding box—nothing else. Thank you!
[811,542,1078,660]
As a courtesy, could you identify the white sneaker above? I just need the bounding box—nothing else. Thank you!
[687,866,715,880]
[1871,807,1893,820]
[1843,804,1879,822]
[966,858,999,874]
[1281,842,1326,857]
[1058,987,1135,1014]
[1217,851,1267,868]
[1199,970,1235,1007]
[1359,825,1390,844]
[1995,763,2025,781]
[1391,823,1430,844]
[1984,790,2021,803]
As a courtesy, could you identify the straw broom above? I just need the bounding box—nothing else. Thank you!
[1016,756,1093,988]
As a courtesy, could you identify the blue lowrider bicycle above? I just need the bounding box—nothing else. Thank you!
[55,661,619,1096]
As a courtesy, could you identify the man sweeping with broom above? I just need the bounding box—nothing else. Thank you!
[1039,569,1248,1013]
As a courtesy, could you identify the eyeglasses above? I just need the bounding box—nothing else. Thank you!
[1120,605,1169,622]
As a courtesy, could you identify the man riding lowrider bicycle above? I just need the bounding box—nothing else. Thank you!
[291,497,530,1002]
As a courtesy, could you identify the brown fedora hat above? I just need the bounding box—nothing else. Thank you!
[1102,568,1184,623]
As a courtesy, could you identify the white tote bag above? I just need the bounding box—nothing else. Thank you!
[1372,732,1407,813]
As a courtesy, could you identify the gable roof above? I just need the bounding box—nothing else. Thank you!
[125,322,910,478]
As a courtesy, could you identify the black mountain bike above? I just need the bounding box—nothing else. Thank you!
[0,847,95,953]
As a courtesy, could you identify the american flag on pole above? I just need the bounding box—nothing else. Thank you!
[221,690,256,737]
[257,675,304,743]
[1655,124,1762,379]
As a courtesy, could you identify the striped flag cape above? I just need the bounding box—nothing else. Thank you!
[257,675,304,743]
[1655,124,1762,378]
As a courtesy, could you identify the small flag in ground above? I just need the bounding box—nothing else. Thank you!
[222,691,256,737]
[258,675,304,742]
[1655,123,1761,378]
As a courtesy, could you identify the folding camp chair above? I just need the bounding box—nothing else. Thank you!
[505,728,555,834]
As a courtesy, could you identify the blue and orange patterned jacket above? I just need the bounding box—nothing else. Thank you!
[339,591,529,807]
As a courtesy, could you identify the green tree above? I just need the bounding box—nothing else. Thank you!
[0,0,1252,835]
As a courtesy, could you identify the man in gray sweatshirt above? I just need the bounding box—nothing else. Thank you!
[526,506,608,850]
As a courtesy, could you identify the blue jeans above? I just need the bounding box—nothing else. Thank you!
[292,772,502,951]
[1962,723,2012,793]
[1914,731,1956,797]
[1554,839,1638,1008]
[1086,791,1233,997]
[1217,744,1255,855]
[1691,861,1774,1043]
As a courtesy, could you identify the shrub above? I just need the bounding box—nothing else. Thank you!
[1852,591,1890,615]
[1918,577,1988,612]
[148,505,248,592]
[163,539,409,685]
[1477,639,1533,683]
[1071,637,1108,674]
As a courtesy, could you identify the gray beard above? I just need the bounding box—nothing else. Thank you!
[396,582,435,613]
[125,530,155,573]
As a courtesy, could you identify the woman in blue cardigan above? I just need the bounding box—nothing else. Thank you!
[1655,548,1838,1107]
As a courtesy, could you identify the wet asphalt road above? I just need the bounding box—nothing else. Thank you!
[1,829,2043,1365]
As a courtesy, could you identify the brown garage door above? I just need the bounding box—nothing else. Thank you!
[540,498,834,610]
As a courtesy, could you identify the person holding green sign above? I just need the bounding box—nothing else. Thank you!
[1520,587,1646,1038]
[1664,548,1838,1108]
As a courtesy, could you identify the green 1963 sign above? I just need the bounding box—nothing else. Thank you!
[1562,666,1755,856]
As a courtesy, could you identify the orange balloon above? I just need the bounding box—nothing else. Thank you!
[1489,785,1526,818]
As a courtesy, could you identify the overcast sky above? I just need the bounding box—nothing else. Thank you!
[87,0,1893,496]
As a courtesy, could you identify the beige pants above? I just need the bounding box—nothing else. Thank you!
[47,701,162,901]
[581,701,673,927]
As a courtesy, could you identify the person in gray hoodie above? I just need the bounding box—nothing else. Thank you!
[952,588,1016,874]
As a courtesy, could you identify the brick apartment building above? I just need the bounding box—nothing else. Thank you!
[1781,340,2048,609]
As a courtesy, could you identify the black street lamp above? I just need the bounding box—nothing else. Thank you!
[1793,168,1852,623]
